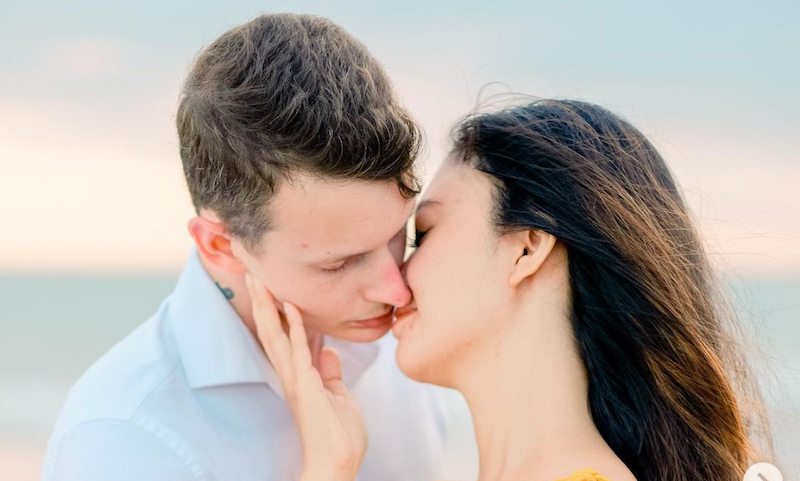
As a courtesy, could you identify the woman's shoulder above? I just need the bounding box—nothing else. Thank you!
[555,468,614,481]
[433,469,616,481]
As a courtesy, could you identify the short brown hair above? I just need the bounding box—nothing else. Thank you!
[176,13,421,248]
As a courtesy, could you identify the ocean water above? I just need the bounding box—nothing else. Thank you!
[1,274,798,480]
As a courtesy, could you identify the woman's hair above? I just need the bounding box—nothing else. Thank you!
[451,98,772,481]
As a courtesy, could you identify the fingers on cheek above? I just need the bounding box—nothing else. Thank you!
[283,302,301,325]
[246,279,267,316]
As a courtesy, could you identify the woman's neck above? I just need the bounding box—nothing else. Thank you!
[454,312,614,481]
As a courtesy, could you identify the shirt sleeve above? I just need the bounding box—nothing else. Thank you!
[44,418,210,481]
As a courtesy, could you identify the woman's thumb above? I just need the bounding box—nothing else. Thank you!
[318,347,346,394]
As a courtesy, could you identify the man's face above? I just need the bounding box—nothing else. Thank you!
[234,173,415,343]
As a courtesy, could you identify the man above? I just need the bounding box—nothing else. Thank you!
[41,13,447,481]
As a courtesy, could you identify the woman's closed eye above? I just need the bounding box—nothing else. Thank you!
[408,229,427,248]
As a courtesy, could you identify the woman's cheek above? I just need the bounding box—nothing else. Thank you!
[404,253,423,295]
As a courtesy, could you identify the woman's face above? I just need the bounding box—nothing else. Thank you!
[393,159,519,386]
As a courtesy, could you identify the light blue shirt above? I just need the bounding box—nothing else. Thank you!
[41,248,448,481]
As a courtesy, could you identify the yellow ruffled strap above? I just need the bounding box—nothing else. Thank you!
[556,468,613,481]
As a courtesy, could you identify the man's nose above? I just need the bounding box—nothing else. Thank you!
[363,250,412,307]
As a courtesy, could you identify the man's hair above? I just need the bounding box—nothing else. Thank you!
[177,13,421,249]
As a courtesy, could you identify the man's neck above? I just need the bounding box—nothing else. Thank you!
[197,252,325,364]
[198,253,259,336]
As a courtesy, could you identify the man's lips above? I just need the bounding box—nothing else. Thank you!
[351,311,393,328]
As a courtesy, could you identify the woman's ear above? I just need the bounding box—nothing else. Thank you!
[508,230,557,288]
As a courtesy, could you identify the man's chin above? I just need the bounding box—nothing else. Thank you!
[330,323,392,343]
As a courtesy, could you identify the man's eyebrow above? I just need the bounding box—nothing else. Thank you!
[314,223,411,264]
[415,199,441,215]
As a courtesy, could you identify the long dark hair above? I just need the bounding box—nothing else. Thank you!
[451,98,772,481]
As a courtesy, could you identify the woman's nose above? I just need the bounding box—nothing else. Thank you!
[399,255,410,281]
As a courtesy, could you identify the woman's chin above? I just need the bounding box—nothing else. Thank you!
[391,314,428,380]
[395,344,427,382]
[395,333,462,388]
[394,336,440,385]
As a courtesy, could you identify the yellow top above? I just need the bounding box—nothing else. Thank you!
[556,469,613,481]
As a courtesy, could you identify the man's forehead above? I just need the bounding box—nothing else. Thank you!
[267,175,415,254]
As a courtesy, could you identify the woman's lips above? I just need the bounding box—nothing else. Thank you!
[352,311,393,328]
[394,307,415,321]
[392,307,417,338]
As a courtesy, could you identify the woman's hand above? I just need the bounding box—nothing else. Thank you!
[245,273,367,481]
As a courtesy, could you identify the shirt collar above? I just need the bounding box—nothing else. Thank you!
[168,247,380,396]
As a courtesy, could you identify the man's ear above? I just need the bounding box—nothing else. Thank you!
[187,209,247,274]
[508,230,557,288]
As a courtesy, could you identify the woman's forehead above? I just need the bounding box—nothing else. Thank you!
[419,160,489,213]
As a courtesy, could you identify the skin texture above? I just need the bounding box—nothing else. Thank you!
[187,172,415,347]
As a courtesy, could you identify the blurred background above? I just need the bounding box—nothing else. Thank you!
[1,1,798,480]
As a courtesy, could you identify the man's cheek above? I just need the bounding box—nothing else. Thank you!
[294,289,333,316]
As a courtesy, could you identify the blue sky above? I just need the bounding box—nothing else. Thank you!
[1,0,798,273]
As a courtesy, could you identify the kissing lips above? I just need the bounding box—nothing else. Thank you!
[392,306,417,339]
[352,311,393,329]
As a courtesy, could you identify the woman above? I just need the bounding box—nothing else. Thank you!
[245,99,773,481]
